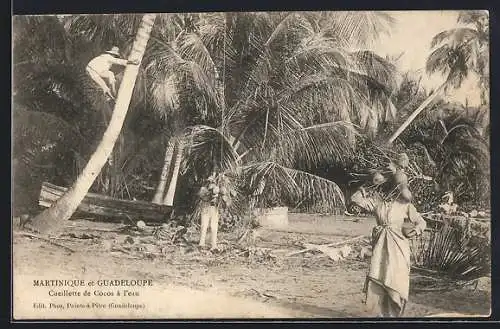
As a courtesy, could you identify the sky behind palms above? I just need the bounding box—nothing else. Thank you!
[372,10,483,106]
[49,11,485,107]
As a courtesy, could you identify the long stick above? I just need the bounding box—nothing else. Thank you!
[287,234,366,256]
[13,232,75,253]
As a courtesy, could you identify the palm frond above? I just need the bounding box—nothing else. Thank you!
[13,15,70,65]
[284,33,352,69]
[323,11,396,47]
[426,45,470,87]
[415,224,490,280]
[278,72,360,126]
[149,74,180,119]
[176,32,219,82]
[63,14,142,50]
[182,125,240,178]
[285,121,359,168]
[144,37,221,123]
[13,107,87,164]
[350,50,398,91]
[457,10,488,27]
[242,161,346,211]
[14,61,101,123]
[265,12,315,47]
[430,28,480,49]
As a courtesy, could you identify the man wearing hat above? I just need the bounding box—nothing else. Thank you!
[86,46,139,99]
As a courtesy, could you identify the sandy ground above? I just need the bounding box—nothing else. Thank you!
[12,213,491,320]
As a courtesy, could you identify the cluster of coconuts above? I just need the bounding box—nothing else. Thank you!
[371,153,413,202]
[200,174,235,206]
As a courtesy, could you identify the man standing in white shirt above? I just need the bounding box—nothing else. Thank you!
[86,46,139,100]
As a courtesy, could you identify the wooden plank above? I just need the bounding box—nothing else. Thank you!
[39,181,172,222]
[42,182,167,212]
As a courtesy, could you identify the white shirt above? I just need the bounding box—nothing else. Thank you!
[87,54,127,74]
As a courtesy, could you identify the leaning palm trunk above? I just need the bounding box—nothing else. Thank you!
[31,14,157,234]
[387,81,448,145]
[388,35,482,145]
[163,138,185,206]
[110,132,126,198]
[98,103,115,195]
[152,137,176,204]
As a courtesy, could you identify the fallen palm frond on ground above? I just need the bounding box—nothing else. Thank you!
[286,235,366,257]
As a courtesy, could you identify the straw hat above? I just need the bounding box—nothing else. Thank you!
[105,46,121,57]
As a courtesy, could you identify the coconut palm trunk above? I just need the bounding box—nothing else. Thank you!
[387,29,485,146]
[387,81,448,145]
[152,137,176,204]
[31,14,157,234]
[163,138,185,206]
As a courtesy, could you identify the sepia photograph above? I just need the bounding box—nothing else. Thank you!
[11,10,491,320]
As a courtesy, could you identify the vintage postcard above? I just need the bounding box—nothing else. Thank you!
[12,10,490,320]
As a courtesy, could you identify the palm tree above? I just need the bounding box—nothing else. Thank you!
[115,11,400,211]
[140,11,400,215]
[400,100,489,207]
[30,14,157,234]
[387,10,489,145]
[163,138,185,206]
[18,12,400,227]
[151,137,176,204]
[13,15,128,197]
[12,105,88,216]
[14,14,187,207]
[451,11,489,105]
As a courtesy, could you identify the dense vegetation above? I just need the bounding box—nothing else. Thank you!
[12,11,489,220]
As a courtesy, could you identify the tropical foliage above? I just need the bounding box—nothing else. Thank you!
[13,12,403,216]
[12,11,489,224]
[411,223,490,282]
[426,10,489,105]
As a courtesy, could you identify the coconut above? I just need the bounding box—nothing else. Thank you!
[222,195,230,204]
[219,186,227,196]
[397,153,410,168]
[372,172,386,185]
[387,161,397,174]
[136,220,146,230]
[211,185,220,195]
[394,169,408,185]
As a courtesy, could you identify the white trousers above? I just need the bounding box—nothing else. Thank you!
[199,205,219,249]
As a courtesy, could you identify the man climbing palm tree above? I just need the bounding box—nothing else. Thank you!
[86,46,139,99]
